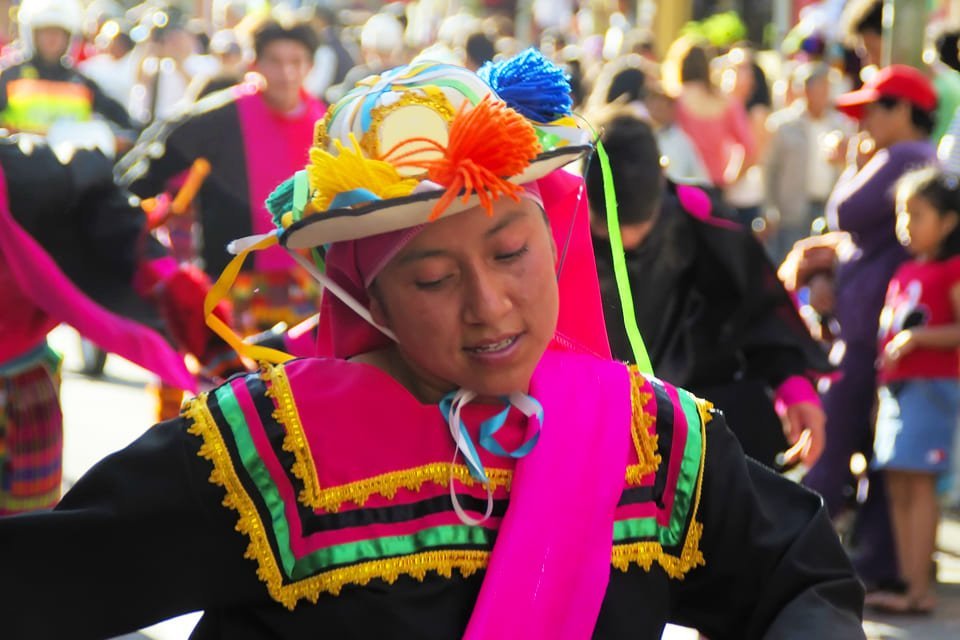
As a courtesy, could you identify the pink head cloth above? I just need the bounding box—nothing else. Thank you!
[316,170,610,360]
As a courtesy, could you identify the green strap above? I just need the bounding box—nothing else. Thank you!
[595,139,653,374]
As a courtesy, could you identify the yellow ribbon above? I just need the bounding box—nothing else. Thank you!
[204,232,295,364]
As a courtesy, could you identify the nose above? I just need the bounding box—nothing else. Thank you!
[462,265,512,326]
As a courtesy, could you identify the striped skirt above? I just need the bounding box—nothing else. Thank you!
[0,352,63,514]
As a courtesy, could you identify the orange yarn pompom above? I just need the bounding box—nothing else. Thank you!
[393,95,541,221]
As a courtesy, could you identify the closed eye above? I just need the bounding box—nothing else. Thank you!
[415,275,451,290]
[496,245,529,262]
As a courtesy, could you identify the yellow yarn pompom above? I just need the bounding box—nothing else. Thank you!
[307,134,418,212]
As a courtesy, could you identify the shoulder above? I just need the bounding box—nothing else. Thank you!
[612,368,710,578]
[765,104,802,132]
[887,140,936,166]
[171,85,243,130]
[0,61,28,81]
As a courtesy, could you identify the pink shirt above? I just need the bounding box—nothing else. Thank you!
[675,96,754,188]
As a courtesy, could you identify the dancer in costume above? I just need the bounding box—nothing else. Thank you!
[0,53,864,639]
[0,133,240,514]
[116,17,326,336]
[586,112,831,471]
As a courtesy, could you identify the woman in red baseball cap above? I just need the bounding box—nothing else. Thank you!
[783,63,939,596]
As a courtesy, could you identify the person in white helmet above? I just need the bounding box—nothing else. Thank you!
[0,0,135,136]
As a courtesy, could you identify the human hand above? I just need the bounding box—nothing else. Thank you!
[807,273,835,316]
[781,401,826,469]
[849,131,876,170]
[824,130,846,165]
[881,330,915,369]
[778,236,840,291]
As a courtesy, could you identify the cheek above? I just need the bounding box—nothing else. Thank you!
[388,290,462,349]
[513,248,560,334]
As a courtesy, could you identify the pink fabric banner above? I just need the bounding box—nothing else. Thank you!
[0,165,196,391]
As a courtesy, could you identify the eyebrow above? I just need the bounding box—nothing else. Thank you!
[397,210,527,264]
[485,210,525,237]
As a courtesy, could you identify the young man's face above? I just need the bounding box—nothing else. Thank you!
[253,39,313,111]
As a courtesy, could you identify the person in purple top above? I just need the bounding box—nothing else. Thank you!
[788,65,938,593]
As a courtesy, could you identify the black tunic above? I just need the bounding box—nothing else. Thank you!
[0,388,863,639]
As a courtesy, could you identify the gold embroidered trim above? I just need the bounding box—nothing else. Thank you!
[625,366,661,485]
[259,362,512,512]
[611,390,709,579]
[283,549,489,607]
[695,397,715,426]
[262,364,323,509]
[610,520,705,579]
[308,464,512,512]
[184,396,490,610]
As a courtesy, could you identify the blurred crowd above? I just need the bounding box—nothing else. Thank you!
[2,0,960,620]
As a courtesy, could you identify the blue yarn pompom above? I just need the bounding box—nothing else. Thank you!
[479,48,572,123]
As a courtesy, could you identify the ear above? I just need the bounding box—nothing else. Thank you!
[944,209,960,233]
[368,286,391,328]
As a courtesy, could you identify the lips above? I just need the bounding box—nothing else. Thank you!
[464,334,520,354]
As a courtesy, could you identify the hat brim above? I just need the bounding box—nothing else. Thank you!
[833,86,880,120]
[281,145,592,250]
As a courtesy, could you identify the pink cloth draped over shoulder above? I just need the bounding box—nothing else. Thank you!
[462,348,632,639]
[0,165,196,391]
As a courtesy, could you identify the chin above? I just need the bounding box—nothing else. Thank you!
[466,367,538,398]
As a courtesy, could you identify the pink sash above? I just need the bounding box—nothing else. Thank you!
[0,165,196,391]
[463,349,632,639]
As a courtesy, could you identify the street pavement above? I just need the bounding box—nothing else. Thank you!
[49,326,960,639]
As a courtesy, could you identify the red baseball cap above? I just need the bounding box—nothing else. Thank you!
[834,64,938,120]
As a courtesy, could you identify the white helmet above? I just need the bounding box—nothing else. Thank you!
[18,0,83,36]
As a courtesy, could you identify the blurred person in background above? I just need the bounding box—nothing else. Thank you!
[184,29,248,103]
[782,64,938,594]
[464,31,496,72]
[212,0,249,32]
[0,132,242,515]
[0,0,136,138]
[765,63,854,264]
[304,6,355,101]
[77,18,137,113]
[130,7,219,124]
[665,37,755,213]
[117,17,325,339]
[868,166,960,615]
[587,56,710,186]
[843,0,960,144]
[325,12,407,104]
[719,44,771,230]
[587,111,830,472]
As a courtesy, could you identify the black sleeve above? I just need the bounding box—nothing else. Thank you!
[114,117,197,197]
[84,74,137,131]
[114,91,236,197]
[693,213,832,389]
[669,411,865,639]
[0,418,265,640]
